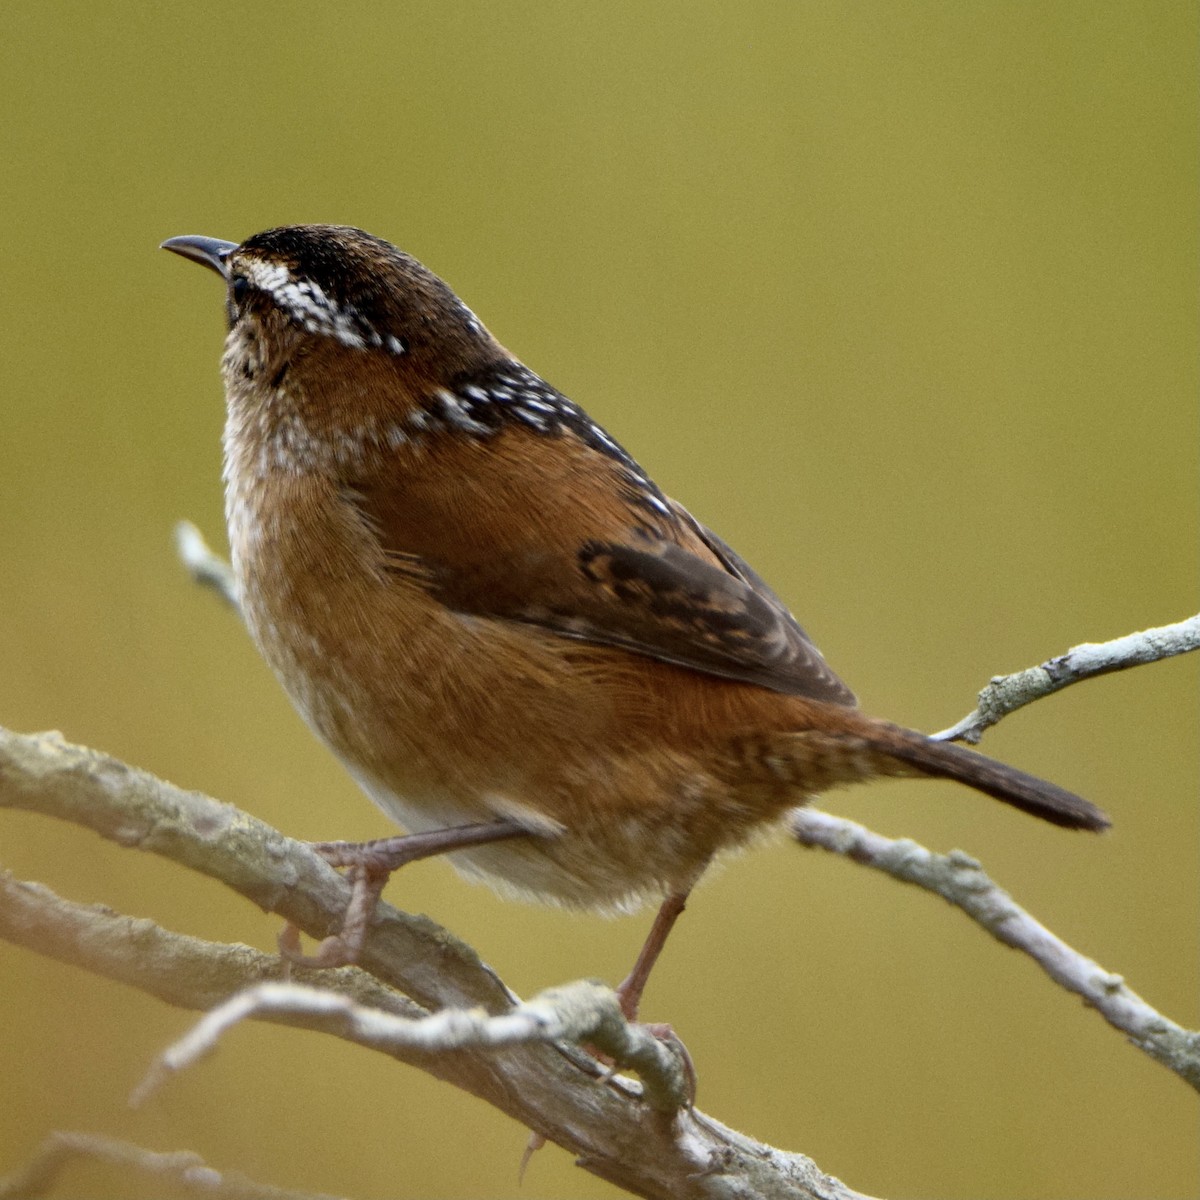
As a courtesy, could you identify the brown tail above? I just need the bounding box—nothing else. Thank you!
[869,723,1110,831]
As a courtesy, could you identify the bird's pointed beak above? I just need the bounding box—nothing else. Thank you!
[160,235,238,279]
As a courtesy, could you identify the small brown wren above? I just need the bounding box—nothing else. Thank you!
[162,225,1108,1019]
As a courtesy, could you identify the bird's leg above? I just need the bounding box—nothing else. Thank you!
[616,890,690,1023]
[609,889,698,1104]
[279,820,530,968]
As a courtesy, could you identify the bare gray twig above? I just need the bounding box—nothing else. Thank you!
[134,979,690,1113]
[0,1130,346,1200]
[174,520,240,609]
[789,808,1200,1092]
[934,613,1200,744]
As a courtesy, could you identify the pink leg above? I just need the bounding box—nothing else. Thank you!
[615,890,690,1023]
[280,820,529,968]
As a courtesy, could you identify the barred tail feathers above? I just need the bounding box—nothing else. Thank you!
[862,722,1110,831]
[745,716,1110,831]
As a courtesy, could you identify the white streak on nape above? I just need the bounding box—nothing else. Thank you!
[455,300,484,336]
[463,385,490,402]
[384,334,407,355]
[435,387,492,435]
[513,408,549,432]
[518,397,556,414]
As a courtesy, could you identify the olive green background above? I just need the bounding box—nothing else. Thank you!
[0,4,1195,1198]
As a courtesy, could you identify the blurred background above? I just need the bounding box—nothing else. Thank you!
[0,4,1195,1198]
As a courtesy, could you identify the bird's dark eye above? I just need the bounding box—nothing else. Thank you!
[230,275,251,305]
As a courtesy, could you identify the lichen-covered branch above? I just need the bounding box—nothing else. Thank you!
[0,870,425,1022]
[789,809,1200,1092]
[0,725,514,1016]
[0,725,871,1200]
[934,613,1200,744]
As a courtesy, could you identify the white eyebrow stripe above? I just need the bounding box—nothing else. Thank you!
[240,258,406,354]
